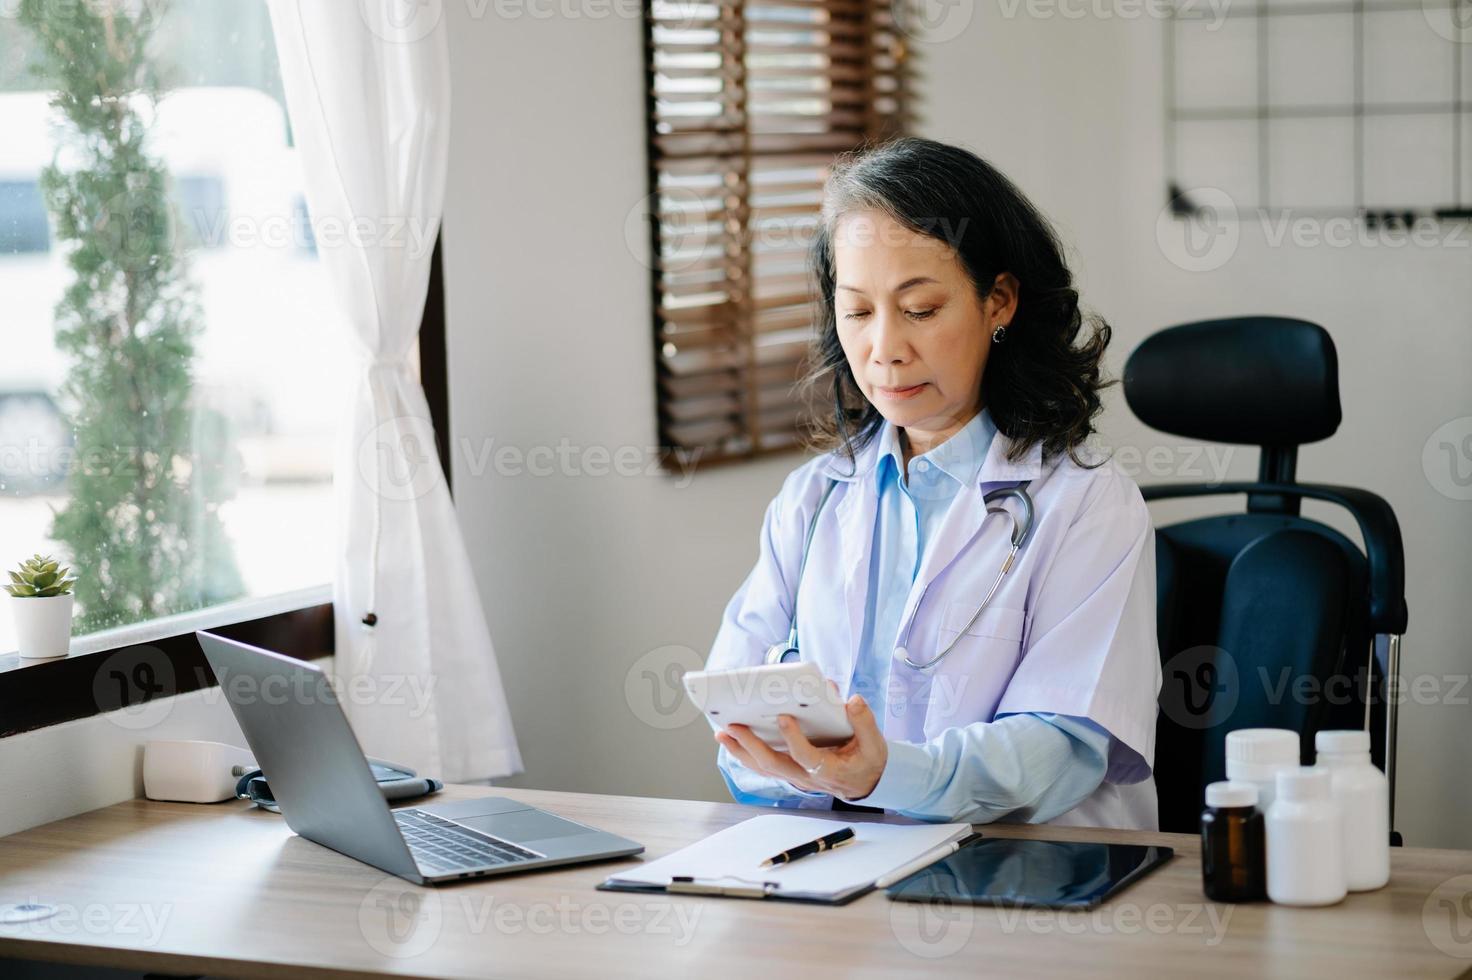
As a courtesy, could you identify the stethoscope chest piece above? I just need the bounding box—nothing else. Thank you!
[765,643,801,665]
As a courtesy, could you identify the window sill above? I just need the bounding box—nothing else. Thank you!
[0,585,334,737]
[0,583,332,671]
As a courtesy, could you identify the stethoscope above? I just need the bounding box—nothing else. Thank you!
[765,478,1035,671]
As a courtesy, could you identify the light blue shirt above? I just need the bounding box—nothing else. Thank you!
[719,409,1110,823]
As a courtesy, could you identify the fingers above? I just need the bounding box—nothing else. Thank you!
[715,730,760,772]
[841,696,888,799]
[726,724,812,786]
[777,715,832,774]
[845,694,883,745]
[720,729,806,788]
[776,714,817,756]
[717,725,764,765]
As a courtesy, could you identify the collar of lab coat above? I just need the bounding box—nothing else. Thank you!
[820,409,1043,488]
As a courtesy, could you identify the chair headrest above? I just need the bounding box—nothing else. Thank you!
[1123,317,1342,446]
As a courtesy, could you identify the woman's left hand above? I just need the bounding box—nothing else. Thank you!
[715,692,889,802]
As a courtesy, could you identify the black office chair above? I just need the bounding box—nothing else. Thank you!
[1123,317,1408,837]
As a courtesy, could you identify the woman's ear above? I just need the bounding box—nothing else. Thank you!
[984,272,1020,329]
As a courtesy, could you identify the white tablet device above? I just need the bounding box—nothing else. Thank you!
[683,661,855,748]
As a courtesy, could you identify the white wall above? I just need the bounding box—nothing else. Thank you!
[0,686,248,838]
[442,5,1472,849]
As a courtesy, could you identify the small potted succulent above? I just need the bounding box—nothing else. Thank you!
[5,554,78,660]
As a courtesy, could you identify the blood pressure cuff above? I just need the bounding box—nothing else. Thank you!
[236,759,442,813]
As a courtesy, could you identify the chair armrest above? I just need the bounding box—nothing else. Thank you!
[1140,481,1408,634]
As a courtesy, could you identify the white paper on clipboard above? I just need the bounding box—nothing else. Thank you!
[603,814,969,902]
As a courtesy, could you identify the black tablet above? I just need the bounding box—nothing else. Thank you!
[885,837,1174,910]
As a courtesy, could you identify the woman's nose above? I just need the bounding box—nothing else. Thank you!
[870,311,908,364]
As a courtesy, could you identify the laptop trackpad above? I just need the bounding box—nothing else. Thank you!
[455,810,590,843]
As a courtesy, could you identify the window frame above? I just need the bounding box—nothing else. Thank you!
[642,1,908,468]
[0,236,451,737]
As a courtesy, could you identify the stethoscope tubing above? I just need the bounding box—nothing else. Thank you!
[768,479,1034,671]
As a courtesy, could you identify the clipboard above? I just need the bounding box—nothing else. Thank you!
[598,814,974,905]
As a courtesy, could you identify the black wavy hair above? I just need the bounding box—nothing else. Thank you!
[804,137,1113,467]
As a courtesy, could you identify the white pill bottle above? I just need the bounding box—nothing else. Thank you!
[1226,728,1299,813]
[1266,767,1347,906]
[1315,729,1391,891]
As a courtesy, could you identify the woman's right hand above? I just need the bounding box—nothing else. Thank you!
[714,688,888,801]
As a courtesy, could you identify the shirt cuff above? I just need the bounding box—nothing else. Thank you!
[843,738,931,811]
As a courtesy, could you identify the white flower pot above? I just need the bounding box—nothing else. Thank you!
[10,593,75,660]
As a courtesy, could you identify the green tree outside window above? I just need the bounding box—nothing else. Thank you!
[18,0,242,633]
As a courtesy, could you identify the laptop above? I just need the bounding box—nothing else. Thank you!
[196,631,644,884]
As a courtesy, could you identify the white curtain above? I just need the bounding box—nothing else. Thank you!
[266,1,522,780]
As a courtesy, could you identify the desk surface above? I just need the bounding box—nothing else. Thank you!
[1,785,1470,979]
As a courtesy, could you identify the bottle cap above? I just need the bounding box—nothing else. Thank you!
[1226,728,1299,764]
[1276,766,1332,802]
[1205,781,1258,808]
[1315,729,1371,755]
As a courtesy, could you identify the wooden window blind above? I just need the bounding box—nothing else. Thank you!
[643,0,908,464]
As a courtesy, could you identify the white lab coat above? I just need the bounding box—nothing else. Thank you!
[707,428,1162,830]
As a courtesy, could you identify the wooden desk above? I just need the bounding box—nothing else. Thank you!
[0,785,1469,979]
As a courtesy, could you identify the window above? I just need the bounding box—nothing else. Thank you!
[0,1,347,655]
[644,0,908,464]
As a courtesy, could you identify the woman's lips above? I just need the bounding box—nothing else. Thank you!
[875,382,929,400]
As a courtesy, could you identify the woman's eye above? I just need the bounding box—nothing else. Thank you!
[842,310,871,321]
[905,309,937,320]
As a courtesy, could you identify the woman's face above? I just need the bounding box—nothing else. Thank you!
[832,209,1016,451]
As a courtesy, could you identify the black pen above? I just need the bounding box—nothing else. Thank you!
[760,827,857,867]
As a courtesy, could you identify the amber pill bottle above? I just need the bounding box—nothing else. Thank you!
[1201,781,1268,902]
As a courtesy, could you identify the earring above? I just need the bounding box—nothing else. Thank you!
[992,325,1008,343]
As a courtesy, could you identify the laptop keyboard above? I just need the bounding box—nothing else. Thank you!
[395,809,544,876]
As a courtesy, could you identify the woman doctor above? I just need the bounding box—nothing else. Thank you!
[706,138,1162,831]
